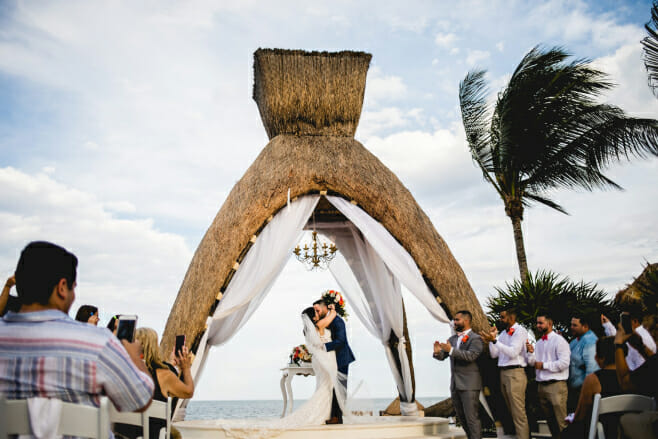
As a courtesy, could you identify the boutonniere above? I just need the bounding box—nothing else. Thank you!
[507,328,515,336]
[462,335,469,343]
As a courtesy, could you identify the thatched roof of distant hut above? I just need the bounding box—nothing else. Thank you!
[161,49,487,355]
[615,262,658,308]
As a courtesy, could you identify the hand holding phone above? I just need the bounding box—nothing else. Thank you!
[620,312,632,335]
[175,334,186,356]
[117,315,137,343]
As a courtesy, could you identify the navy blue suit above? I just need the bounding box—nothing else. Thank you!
[324,315,354,421]
[325,315,355,373]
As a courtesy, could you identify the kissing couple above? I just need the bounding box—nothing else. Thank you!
[286,293,355,426]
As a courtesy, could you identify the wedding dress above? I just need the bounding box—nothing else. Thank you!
[215,315,345,438]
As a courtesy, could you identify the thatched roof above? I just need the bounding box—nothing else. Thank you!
[253,48,371,139]
[161,50,486,355]
[162,134,487,353]
[615,262,658,309]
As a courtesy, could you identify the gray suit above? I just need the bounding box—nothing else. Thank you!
[434,331,484,439]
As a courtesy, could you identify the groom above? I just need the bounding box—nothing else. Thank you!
[314,298,355,424]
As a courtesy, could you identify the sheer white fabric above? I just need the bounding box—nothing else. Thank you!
[326,196,449,324]
[206,195,321,346]
[320,221,416,415]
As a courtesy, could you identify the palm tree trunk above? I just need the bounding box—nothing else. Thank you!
[511,215,529,283]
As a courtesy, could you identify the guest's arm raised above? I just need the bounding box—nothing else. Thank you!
[0,275,15,315]
[159,346,195,399]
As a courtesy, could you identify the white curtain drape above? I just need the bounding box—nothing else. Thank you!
[326,196,449,324]
[206,195,320,346]
[322,223,415,414]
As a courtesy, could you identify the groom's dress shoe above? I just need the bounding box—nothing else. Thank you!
[325,417,342,424]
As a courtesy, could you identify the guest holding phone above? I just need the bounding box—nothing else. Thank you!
[136,327,194,439]
[75,304,99,326]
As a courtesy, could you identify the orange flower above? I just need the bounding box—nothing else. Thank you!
[462,335,469,343]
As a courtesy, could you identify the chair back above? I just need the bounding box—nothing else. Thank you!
[0,396,110,439]
[110,398,171,439]
[587,393,656,439]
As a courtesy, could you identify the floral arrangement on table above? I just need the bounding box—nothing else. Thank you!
[322,289,348,320]
[290,344,312,365]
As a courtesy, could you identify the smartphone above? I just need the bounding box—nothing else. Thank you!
[116,315,137,343]
[175,334,186,355]
[620,312,632,334]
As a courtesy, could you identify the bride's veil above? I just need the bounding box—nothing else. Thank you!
[302,314,350,419]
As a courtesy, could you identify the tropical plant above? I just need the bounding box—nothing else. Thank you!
[642,2,658,96]
[486,270,617,340]
[459,46,658,282]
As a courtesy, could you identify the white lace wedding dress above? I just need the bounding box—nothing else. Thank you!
[215,315,342,438]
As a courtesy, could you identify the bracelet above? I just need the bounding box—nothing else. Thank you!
[615,343,625,350]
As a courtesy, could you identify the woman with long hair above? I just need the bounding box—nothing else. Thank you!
[115,327,193,439]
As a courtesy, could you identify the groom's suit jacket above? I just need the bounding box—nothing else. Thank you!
[325,315,355,371]
[433,331,483,391]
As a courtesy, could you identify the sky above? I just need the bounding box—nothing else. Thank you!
[1,0,657,403]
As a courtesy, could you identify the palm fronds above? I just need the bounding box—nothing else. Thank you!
[486,270,616,339]
[642,2,658,97]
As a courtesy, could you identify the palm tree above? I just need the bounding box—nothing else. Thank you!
[486,270,616,339]
[459,46,658,282]
[642,2,658,96]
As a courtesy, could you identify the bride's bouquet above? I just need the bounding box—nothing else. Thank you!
[290,344,312,365]
[322,289,348,320]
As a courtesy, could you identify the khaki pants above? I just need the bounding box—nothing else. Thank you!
[537,380,568,438]
[500,367,529,439]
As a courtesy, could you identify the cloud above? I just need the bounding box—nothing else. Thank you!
[593,42,658,117]
[435,32,457,48]
[364,66,408,106]
[0,167,193,333]
[466,49,491,67]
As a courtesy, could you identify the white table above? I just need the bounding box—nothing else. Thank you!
[280,363,314,417]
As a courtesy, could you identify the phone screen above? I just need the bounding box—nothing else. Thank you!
[175,335,186,355]
[117,316,137,343]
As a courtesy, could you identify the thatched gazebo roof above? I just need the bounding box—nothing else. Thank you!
[161,49,486,355]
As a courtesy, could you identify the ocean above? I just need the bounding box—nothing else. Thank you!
[185,397,448,420]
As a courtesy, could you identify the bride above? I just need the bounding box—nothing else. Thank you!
[216,304,346,438]
[283,304,341,424]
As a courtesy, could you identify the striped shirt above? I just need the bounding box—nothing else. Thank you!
[0,309,153,412]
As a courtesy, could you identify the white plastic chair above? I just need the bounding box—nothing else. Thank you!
[587,393,656,439]
[110,398,171,439]
[0,396,110,439]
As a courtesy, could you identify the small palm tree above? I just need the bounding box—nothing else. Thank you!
[642,2,658,96]
[459,46,658,282]
[486,270,616,339]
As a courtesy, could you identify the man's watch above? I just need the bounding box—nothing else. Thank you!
[615,343,625,350]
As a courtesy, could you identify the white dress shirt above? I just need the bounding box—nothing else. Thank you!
[526,331,570,382]
[489,322,528,367]
[449,328,472,355]
[602,322,657,371]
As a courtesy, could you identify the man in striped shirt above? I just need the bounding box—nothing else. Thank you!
[0,241,154,414]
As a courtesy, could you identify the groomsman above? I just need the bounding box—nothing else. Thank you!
[434,310,484,439]
[434,311,484,439]
[526,313,570,439]
[481,308,530,439]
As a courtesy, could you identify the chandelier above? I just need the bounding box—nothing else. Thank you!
[293,230,338,271]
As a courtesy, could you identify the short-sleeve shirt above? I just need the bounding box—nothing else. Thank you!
[0,309,154,411]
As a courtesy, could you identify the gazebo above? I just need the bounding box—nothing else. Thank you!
[162,49,487,418]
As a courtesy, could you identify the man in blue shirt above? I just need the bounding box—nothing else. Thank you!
[567,314,599,411]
